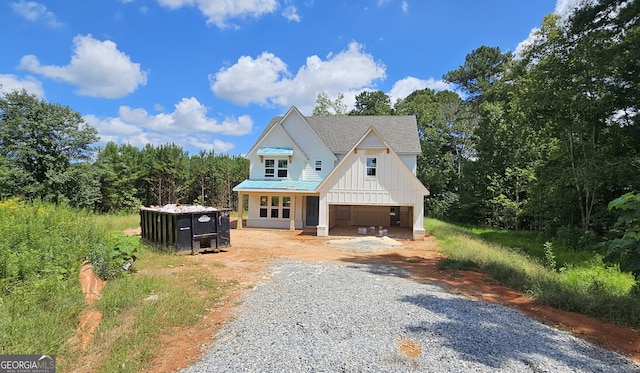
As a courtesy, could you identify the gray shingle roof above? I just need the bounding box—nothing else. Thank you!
[307,115,421,154]
[255,113,421,155]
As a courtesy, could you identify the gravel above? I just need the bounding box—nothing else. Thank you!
[182,259,640,373]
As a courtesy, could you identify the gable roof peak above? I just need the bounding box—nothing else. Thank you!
[280,106,306,123]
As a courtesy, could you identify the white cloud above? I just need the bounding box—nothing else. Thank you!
[189,138,236,153]
[210,41,386,113]
[515,0,599,57]
[85,97,252,153]
[388,76,452,103]
[10,0,62,27]
[18,34,148,99]
[401,1,408,13]
[282,5,300,22]
[156,0,278,28]
[0,74,44,97]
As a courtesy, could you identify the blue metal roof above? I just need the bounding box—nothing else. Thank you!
[257,147,293,156]
[233,179,320,192]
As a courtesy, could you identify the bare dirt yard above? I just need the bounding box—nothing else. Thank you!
[125,225,640,372]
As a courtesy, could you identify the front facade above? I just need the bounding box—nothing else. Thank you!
[233,106,429,239]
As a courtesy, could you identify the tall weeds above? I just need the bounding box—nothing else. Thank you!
[0,199,109,354]
[425,218,640,326]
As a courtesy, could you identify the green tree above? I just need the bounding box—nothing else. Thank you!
[444,46,537,227]
[394,88,476,218]
[210,154,249,209]
[443,46,512,103]
[186,150,219,205]
[312,92,347,115]
[95,142,141,212]
[350,90,393,115]
[519,2,640,231]
[138,143,188,206]
[0,90,98,206]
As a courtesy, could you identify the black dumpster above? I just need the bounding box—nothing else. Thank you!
[140,205,231,254]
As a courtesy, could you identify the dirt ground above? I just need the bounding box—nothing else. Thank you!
[86,225,640,372]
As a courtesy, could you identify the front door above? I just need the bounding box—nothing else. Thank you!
[306,196,319,226]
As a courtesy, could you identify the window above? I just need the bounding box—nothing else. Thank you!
[265,159,275,178]
[271,196,280,218]
[258,195,292,219]
[277,159,288,177]
[259,196,268,217]
[315,160,322,172]
[282,196,291,219]
[264,158,288,178]
[366,157,377,177]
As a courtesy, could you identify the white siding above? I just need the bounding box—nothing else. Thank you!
[247,125,305,180]
[398,154,418,175]
[281,113,335,181]
[359,132,385,148]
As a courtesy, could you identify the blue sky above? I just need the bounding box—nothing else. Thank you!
[1,0,575,155]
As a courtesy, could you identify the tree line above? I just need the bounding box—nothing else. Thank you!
[0,90,248,212]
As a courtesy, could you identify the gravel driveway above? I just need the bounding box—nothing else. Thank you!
[182,259,640,372]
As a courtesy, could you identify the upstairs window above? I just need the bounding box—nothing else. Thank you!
[366,157,377,177]
[315,160,322,171]
[265,159,275,178]
[264,158,288,178]
[277,159,288,177]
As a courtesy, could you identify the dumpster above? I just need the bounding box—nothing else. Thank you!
[140,204,231,254]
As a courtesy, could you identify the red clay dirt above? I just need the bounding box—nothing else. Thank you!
[78,225,640,372]
[68,262,106,351]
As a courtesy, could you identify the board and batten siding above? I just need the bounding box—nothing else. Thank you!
[321,148,418,205]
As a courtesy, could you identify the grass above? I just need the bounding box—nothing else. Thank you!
[77,246,229,373]
[425,218,640,326]
[66,212,230,372]
[0,202,229,372]
[91,212,140,233]
[467,226,594,267]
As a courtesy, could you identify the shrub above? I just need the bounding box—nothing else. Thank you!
[87,233,139,280]
[601,192,640,280]
[553,225,597,251]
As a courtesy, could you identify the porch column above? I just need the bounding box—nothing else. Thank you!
[289,195,295,231]
[317,194,328,236]
[237,193,243,230]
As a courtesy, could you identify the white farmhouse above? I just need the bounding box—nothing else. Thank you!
[233,106,429,239]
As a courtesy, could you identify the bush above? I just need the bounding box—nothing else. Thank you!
[553,225,598,251]
[87,233,139,280]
